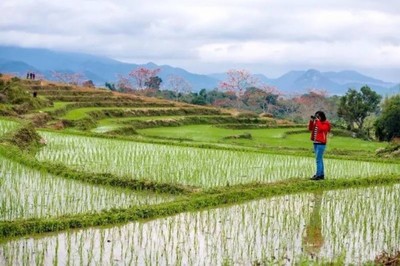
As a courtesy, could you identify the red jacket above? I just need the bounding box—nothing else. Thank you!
[308,119,331,144]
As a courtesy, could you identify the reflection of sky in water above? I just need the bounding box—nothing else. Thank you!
[1,185,400,265]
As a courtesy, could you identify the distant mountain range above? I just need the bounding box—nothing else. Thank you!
[0,45,398,95]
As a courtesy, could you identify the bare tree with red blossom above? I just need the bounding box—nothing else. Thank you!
[165,75,192,100]
[292,89,332,121]
[218,69,258,108]
[242,83,282,114]
[52,71,86,86]
[128,67,160,89]
[116,74,133,92]
[258,84,282,114]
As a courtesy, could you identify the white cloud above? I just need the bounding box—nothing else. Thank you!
[1,0,400,81]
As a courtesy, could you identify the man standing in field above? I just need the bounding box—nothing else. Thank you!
[308,111,331,180]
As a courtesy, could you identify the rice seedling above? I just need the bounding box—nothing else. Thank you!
[0,193,314,265]
[36,131,400,188]
[0,119,19,137]
[2,184,399,265]
[316,184,400,264]
[0,155,175,221]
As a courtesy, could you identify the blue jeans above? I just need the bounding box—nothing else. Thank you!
[313,144,326,177]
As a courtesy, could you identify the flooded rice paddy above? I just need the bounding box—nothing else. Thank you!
[1,184,399,265]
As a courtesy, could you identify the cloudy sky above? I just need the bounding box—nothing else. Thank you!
[1,0,400,81]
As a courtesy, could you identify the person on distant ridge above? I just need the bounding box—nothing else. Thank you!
[308,111,331,180]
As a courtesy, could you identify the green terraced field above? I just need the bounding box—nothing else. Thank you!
[1,77,399,265]
[36,131,400,188]
[138,125,385,152]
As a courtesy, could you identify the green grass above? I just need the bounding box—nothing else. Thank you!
[61,107,123,120]
[93,115,227,133]
[97,115,218,125]
[138,125,386,152]
[93,116,190,133]
[61,107,183,120]
[39,101,71,112]
[0,118,20,137]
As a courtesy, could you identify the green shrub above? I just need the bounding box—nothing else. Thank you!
[73,117,97,130]
[223,132,252,140]
[0,80,51,113]
[106,126,138,136]
[234,111,259,118]
[3,124,43,150]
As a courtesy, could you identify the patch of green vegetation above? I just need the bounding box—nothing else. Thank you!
[94,115,212,131]
[61,107,223,121]
[91,125,125,133]
[1,123,43,151]
[61,107,126,120]
[0,117,20,136]
[97,115,223,126]
[40,101,71,112]
[0,79,51,114]
[138,125,387,153]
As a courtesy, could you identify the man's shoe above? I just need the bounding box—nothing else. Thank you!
[310,175,324,180]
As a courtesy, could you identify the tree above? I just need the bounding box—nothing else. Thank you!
[292,89,336,122]
[145,76,162,90]
[374,94,400,141]
[191,94,207,105]
[337,86,382,132]
[116,75,133,92]
[52,71,85,85]
[165,75,192,101]
[218,69,258,108]
[128,67,160,89]
[82,80,95,88]
[242,86,278,113]
[258,84,281,114]
[105,82,117,91]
